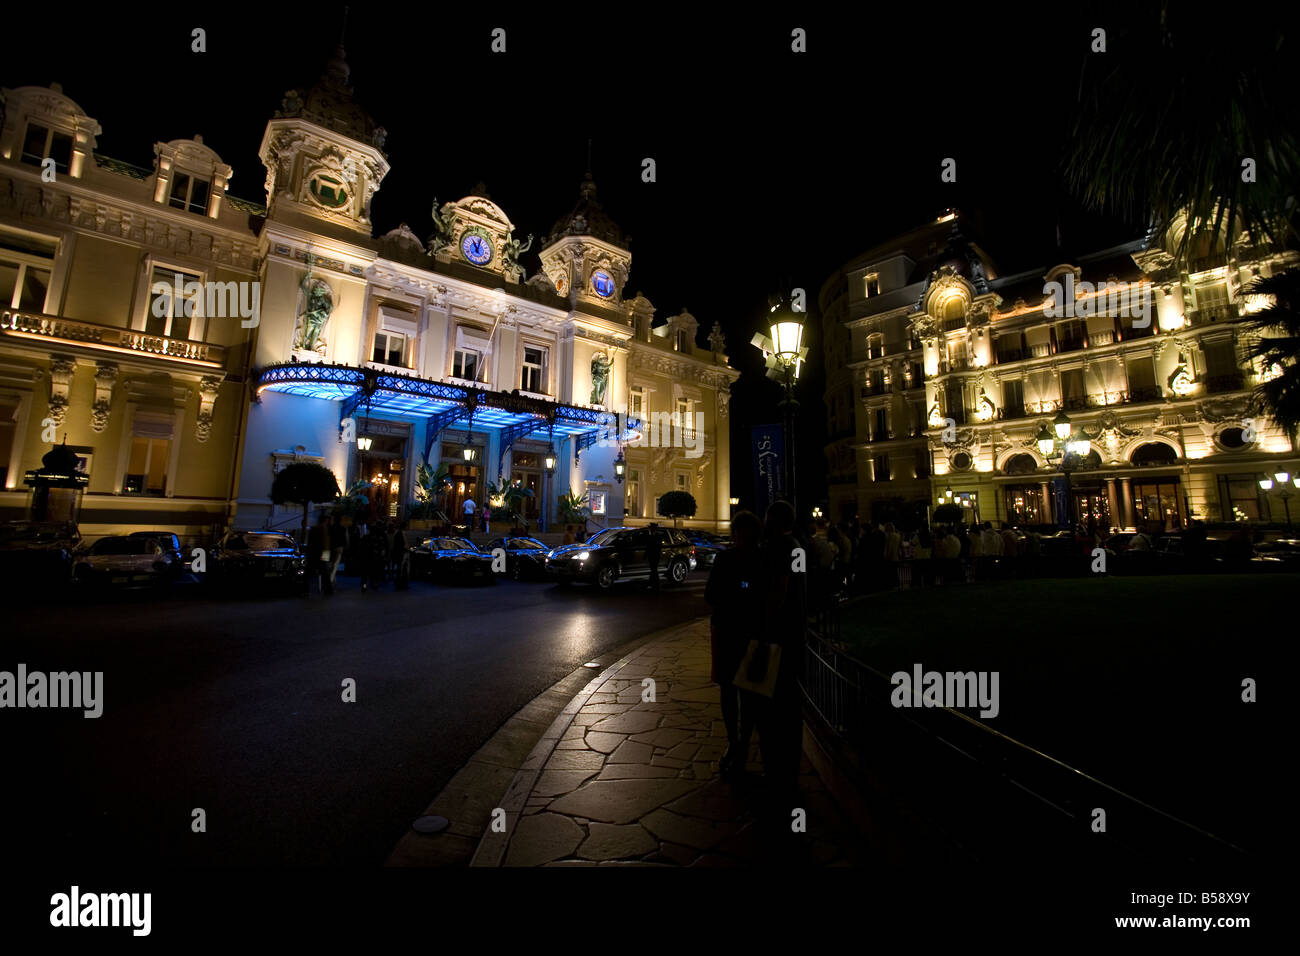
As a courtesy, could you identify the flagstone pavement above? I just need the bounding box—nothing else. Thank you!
[470,618,866,867]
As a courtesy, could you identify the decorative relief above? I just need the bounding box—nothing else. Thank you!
[195,377,222,443]
[90,363,117,433]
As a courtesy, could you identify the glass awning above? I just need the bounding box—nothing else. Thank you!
[254,363,623,463]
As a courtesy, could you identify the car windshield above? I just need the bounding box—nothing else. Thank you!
[95,537,156,555]
[435,538,474,550]
[587,529,622,547]
[512,538,544,549]
[228,534,294,552]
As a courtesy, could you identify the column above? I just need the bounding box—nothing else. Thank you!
[1119,477,1133,529]
[1039,480,1053,524]
[1105,477,1120,532]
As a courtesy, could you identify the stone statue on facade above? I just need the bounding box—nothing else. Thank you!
[590,351,613,405]
[427,199,455,256]
[296,263,334,352]
[502,232,533,282]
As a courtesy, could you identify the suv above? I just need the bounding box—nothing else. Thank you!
[129,531,186,577]
[545,526,696,589]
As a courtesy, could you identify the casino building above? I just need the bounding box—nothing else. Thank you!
[0,49,736,542]
[820,211,1298,531]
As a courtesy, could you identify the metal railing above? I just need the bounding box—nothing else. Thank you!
[1,309,228,366]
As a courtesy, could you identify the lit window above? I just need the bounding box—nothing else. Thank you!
[676,329,689,352]
[372,331,407,367]
[453,349,480,380]
[168,172,211,215]
[629,387,645,419]
[147,267,202,340]
[521,346,546,393]
[19,123,72,173]
[0,229,56,312]
[124,436,170,496]
[865,273,880,297]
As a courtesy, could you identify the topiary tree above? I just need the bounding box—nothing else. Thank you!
[657,490,697,527]
[271,462,341,536]
[932,503,964,527]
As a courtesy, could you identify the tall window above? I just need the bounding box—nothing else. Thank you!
[124,437,170,496]
[629,386,645,420]
[1060,368,1086,410]
[675,329,689,352]
[1127,356,1159,401]
[0,400,17,487]
[0,230,56,312]
[675,398,695,440]
[168,172,211,215]
[944,381,966,424]
[626,468,642,517]
[874,408,888,441]
[147,267,202,340]
[1002,379,1025,418]
[521,346,546,393]
[20,123,73,173]
[372,330,407,367]
[865,274,880,297]
[452,349,480,381]
[873,453,891,482]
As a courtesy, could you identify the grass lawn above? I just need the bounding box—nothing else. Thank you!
[837,574,1281,850]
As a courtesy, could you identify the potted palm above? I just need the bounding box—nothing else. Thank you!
[331,479,371,526]
[410,463,451,530]
[486,477,535,532]
[557,490,591,541]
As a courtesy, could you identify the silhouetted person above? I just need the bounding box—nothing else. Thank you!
[704,510,763,774]
[756,500,806,820]
[645,524,662,591]
[307,512,333,596]
[328,514,347,590]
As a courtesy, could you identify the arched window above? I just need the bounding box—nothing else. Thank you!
[1131,442,1177,467]
[1003,453,1037,476]
[942,296,966,323]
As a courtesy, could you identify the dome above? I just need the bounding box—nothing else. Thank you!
[275,46,386,152]
[547,173,626,247]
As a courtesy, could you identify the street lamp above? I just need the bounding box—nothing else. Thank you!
[614,449,626,483]
[1260,472,1294,531]
[751,295,810,515]
[544,451,556,473]
[1038,416,1095,529]
[729,496,739,507]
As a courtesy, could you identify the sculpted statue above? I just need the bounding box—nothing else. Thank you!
[296,273,334,352]
[427,199,455,255]
[590,351,613,405]
[502,232,533,280]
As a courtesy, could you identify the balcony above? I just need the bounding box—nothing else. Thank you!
[995,348,1026,364]
[0,309,228,367]
[943,316,966,333]
[1057,336,1086,354]
[1195,304,1239,324]
[997,404,1028,421]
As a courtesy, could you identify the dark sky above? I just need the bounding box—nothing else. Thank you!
[7,4,1157,507]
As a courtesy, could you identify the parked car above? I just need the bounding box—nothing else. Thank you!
[682,529,731,568]
[409,536,496,584]
[483,536,550,580]
[206,531,307,593]
[71,535,179,589]
[1252,537,1300,566]
[0,521,80,591]
[546,526,696,589]
[129,530,186,578]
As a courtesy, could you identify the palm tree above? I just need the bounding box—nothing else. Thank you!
[1064,6,1298,268]
[1244,270,1300,445]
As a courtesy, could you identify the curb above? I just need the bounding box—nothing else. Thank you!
[384,616,707,867]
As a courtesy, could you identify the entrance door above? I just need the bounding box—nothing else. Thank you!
[1132,478,1183,532]
[1070,487,1111,531]
[511,453,542,522]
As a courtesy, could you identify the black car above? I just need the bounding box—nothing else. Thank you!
[0,521,80,592]
[129,530,186,578]
[682,529,731,568]
[545,526,696,590]
[71,535,180,589]
[483,536,550,580]
[409,536,496,584]
[207,531,307,592]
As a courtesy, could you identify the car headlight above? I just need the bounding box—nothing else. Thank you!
[570,551,588,561]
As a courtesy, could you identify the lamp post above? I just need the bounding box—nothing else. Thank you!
[751,296,809,516]
[1037,412,1093,529]
[1259,471,1294,532]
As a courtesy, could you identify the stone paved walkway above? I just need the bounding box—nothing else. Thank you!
[471,618,866,866]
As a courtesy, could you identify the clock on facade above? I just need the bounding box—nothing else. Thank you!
[461,230,494,266]
[591,270,614,298]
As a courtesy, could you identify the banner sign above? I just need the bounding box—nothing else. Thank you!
[752,423,785,517]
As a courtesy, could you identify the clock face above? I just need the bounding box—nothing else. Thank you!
[592,270,614,298]
[461,232,493,266]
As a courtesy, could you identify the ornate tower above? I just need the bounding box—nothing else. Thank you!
[258,47,390,239]
[538,173,631,308]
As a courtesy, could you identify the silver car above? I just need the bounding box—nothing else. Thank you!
[72,535,175,588]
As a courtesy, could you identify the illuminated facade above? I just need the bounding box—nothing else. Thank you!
[0,51,736,542]
[821,211,1299,531]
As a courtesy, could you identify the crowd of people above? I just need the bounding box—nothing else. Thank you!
[305,512,411,596]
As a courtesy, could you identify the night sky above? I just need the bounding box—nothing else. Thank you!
[6,5,1159,505]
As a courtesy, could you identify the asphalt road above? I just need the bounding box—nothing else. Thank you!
[2,570,710,866]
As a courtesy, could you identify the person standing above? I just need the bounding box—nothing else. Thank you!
[644,524,662,591]
[307,512,332,596]
[704,510,763,774]
[462,495,477,533]
[328,514,347,591]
